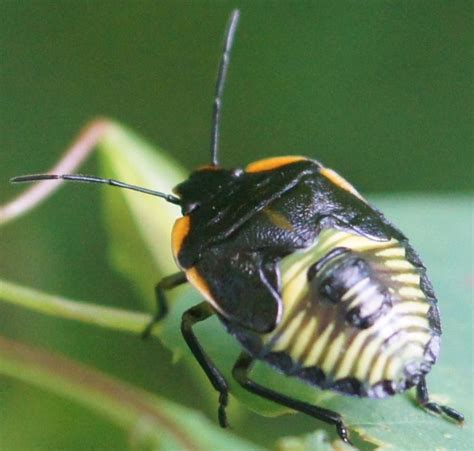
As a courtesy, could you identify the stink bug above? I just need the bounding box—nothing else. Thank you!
[10,10,464,444]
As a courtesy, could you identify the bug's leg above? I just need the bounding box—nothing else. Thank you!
[141,272,187,339]
[232,352,353,445]
[416,376,464,423]
[1,119,111,226]
[181,302,229,427]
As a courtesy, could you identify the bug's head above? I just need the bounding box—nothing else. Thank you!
[173,166,244,215]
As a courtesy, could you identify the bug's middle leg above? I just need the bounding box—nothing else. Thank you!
[181,301,229,427]
[232,351,352,444]
[142,271,187,339]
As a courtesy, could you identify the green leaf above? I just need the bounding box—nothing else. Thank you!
[97,127,472,449]
[276,430,352,451]
[98,122,186,309]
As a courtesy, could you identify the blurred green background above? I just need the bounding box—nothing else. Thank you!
[0,1,472,450]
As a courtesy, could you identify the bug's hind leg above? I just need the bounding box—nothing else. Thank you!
[416,376,464,423]
[232,352,352,445]
[181,302,229,427]
[142,272,187,339]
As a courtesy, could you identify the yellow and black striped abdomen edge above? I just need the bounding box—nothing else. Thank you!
[259,228,440,398]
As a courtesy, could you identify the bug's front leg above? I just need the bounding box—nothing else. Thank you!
[1,119,112,226]
[141,271,187,339]
[416,376,464,423]
[232,351,353,445]
[181,302,229,427]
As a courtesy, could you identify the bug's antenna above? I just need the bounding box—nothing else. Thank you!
[210,9,240,167]
[10,174,181,205]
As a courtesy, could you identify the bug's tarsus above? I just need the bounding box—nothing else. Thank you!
[210,9,240,167]
[181,302,230,427]
[10,174,181,205]
[416,377,464,423]
[142,272,187,339]
[232,352,353,445]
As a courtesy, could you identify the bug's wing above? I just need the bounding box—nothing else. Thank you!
[195,250,281,333]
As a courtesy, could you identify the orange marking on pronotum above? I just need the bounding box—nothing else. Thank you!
[186,267,213,302]
[171,216,191,260]
[320,167,365,201]
[246,156,306,173]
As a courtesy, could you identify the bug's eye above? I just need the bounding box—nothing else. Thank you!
[186,202,201,214]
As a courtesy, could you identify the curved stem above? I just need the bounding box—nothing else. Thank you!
[0,119,112,226]
[0,277,156,336]
[0,336,198,450]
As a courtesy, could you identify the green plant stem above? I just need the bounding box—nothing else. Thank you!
[0,278,156,336]
[0,336,198,450]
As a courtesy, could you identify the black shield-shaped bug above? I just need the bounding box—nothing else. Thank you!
[10,10,463,444]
